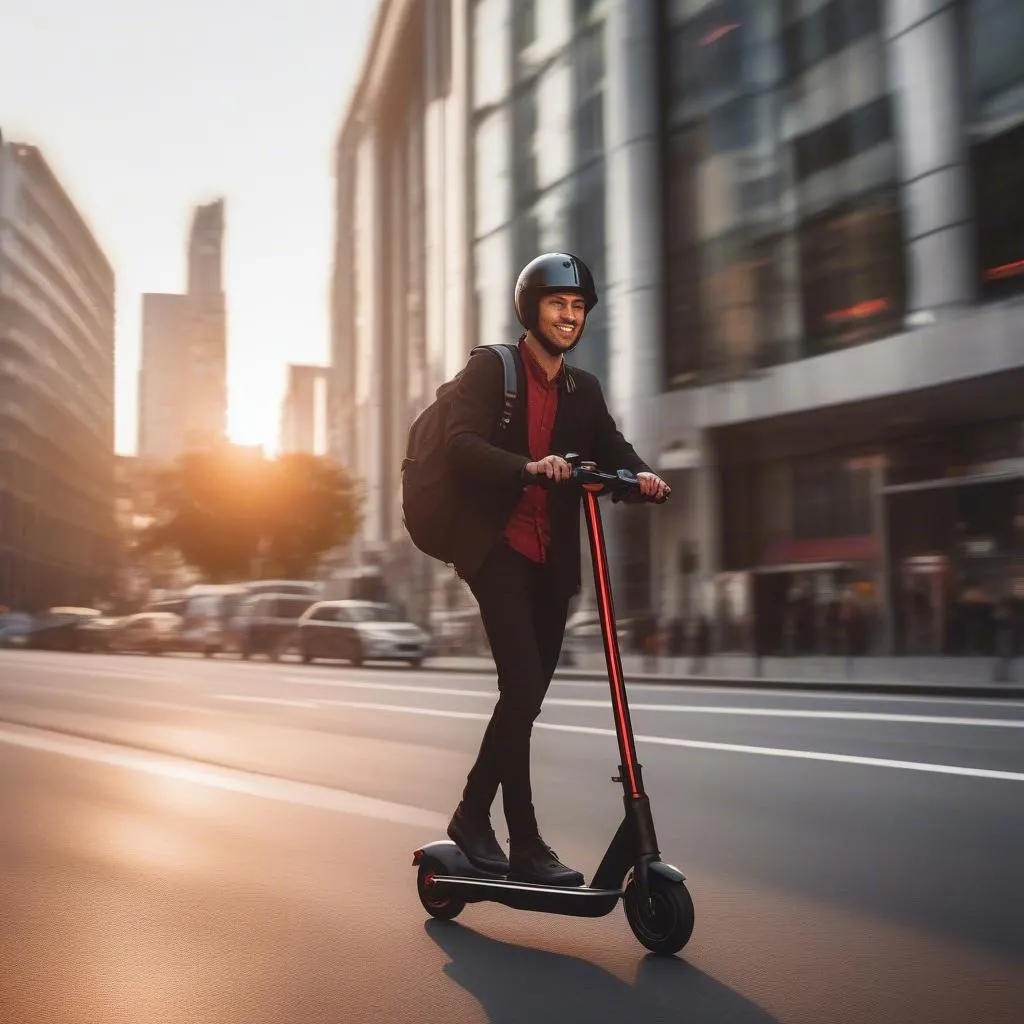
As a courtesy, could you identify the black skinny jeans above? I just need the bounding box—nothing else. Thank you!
[461,541,570,842]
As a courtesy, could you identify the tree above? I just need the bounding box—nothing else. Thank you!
[141,447,362,582]
[261,451,363,578]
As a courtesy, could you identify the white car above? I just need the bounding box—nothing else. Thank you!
[297,600,431,667]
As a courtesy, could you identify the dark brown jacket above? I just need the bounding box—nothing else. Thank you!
[444,344,651,597]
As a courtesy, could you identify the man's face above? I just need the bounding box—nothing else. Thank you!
[534,291,586,355]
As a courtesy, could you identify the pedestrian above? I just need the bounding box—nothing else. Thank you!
[442,253,670,886]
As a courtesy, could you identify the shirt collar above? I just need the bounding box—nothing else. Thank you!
[518,335,574,391]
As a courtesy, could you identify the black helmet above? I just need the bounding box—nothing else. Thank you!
[514,252,598,332]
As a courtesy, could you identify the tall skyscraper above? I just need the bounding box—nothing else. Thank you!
[138,198,227,461]
[183,199,227,451]
[280,364,330,455]
[137,292,188,461]
[0,135,117,610]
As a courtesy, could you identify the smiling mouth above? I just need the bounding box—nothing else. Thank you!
[556,323,577,335]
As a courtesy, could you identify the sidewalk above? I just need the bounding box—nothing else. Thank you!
[422,652,1024,699]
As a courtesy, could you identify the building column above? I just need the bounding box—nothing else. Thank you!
[353,125,385,551]
[603,0,664,612]
[603,0,663,452]
[885,0,976,316]
[692,432,721,620]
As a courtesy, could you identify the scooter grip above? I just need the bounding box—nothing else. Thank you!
[613,489,669,505]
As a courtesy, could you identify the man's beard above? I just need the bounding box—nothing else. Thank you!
[537,322,584,357]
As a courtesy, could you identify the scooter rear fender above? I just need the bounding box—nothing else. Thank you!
[412,839,504,878]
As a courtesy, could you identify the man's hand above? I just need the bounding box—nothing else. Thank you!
[636,472,671,501]
[525,454,572,482]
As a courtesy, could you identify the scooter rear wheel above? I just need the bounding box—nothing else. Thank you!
[624,876,695,955]
[417,863,465,921]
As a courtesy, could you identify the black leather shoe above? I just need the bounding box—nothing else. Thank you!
[509,837,585,887]
[447,807,509,875]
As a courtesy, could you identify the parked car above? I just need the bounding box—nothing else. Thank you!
[176,585,248,657]
[27,607,106,651]
[108,612,182,655]
[76,613,125,652]
[557,606,634,663]
[296,600,431,667]
[230,592,316,660]
[0,611,34,647]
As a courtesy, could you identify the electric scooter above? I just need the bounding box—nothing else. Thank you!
[412,456,695,956]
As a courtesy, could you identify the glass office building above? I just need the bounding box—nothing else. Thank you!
[655,0,1024,658]
[334,0,1024,656]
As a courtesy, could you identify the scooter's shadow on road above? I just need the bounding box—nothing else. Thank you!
[425,920,776,1024]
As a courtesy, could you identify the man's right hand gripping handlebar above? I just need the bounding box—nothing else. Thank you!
[524,454,574,485]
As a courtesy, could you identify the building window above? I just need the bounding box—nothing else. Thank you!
[512,213,540,282]
[966,0,1024,300]
[792,97,892,182]
[574,26,604,163]
[513,0,536,52]
[782,0,882,82]
[663,126,703,386]
[798,189,907,354]
[971,122,1024,300]
[431,0,452,100]
[568,165,608,377]
[473,107,511,238]
[512,87,538,202]
[660,0,903,385]
[966,0,1024,129]
[472,0,511,110]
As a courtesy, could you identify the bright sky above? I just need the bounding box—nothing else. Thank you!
[0,0,377,453]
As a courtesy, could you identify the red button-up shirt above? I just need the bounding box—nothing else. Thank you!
[504,338,561,563]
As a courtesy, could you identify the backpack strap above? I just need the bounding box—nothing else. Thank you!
[470,343,519,430]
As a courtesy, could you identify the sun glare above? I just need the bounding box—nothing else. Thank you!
[227,369,281,452]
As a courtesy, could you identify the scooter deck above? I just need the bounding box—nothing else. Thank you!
[414,840,624,917]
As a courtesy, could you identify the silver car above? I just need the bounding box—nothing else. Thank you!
[297,600,431,667]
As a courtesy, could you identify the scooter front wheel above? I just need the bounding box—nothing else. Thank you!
[624,876,694,955]
[416,863,465,921]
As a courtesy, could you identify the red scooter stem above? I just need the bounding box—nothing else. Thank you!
[583,489,642,799]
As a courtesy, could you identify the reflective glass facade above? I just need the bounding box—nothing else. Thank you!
[966,0,1024,300]
[470,0,610,378]
[661,0,907,387]
[661,0,1024,388]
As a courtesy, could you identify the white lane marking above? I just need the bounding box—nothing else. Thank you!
[0,681,209,715]
[213,694,318,709]
[278,677,1024,729]
[0,722,446,829]
[260,696,1024,784]
[0,661,171,683]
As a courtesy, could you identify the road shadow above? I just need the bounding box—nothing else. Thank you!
[425,919,776,1024]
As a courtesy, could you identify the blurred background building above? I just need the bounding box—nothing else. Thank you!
[280,363,331,455]
[332,0,1024,658]
[655,0,1024,661]
[0,134,117,611]
[138,198,228,462]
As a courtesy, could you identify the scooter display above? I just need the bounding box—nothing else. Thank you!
[412,456,694,955]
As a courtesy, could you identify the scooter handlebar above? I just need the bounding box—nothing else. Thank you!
[528,455,669,504]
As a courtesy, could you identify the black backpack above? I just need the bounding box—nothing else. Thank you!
[401,344,519,564]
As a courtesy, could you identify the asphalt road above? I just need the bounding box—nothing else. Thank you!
[1,648,1022,1024]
